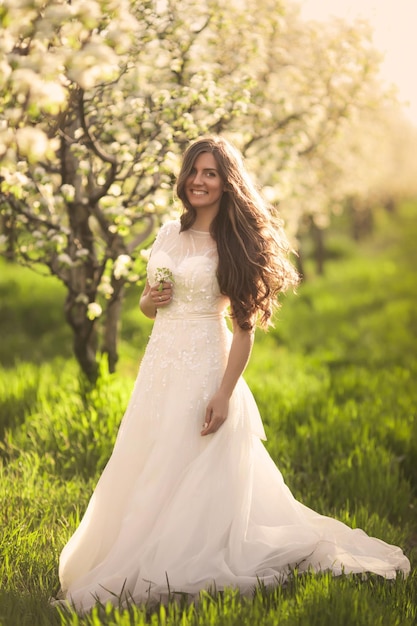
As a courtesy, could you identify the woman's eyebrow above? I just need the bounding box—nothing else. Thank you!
[190,166,219,173]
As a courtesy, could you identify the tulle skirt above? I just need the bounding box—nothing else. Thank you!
[57,315,410,612]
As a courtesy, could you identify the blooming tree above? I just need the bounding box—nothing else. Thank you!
[0,0,393,375]
[0,0,251,378]
[222,6,387,272]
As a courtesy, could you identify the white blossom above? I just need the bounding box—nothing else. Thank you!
[108,183,122,197]
[75,248,89,258]
[75,293,89,305]
[113,254,131,279]
[61,184,75,202]
[67,42,120,89]
[98,275,114,298]
[15,127,49,162]
[140,247,151,261]
[86,302,102,320]
[0,61,11,87]
[57,253,73,266]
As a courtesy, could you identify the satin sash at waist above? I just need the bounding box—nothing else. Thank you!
[158,311,225,321]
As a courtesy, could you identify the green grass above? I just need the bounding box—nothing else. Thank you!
[0,202,416,625]
[0,265,73,367]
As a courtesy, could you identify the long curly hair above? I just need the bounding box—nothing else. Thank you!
[176,136,300,331]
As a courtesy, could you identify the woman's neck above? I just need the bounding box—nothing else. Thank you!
[192,218,212,233]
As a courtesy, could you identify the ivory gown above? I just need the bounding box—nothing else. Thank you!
[58,221,410,611]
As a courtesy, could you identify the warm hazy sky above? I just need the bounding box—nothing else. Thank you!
[299,0,417,125]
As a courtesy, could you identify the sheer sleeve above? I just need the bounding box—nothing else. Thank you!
[149,220,180,258]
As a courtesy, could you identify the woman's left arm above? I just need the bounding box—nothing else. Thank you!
[201,319,254,436]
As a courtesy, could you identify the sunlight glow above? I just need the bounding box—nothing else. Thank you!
[299,0,417,125]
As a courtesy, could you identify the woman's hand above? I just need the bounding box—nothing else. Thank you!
[140,280,173,319]
[201,391,229,436]
[150,281,173,308]
[200,319,254,436]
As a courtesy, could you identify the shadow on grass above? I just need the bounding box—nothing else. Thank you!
[0,366,42,440]
[0,591,61,626]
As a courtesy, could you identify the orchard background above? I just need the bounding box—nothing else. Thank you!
[0,1,416,624]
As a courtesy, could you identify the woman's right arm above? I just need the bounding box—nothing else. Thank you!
[140,280,173,319]
[140,281,156,319]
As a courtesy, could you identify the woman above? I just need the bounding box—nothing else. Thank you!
[57,136,410,612]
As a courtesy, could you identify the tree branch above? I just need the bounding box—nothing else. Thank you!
[126,214,156,253]
[242,111,306,153]
[0,193,63,232]
[78,89,118,165]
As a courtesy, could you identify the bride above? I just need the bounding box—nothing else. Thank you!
[56,136,410,612]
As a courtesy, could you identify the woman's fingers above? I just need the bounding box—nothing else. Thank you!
[201,393,229,436]
[201,407,212,435]
[152,281,173,306]
[201,410,226,436]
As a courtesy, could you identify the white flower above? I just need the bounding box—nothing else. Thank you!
[86,302,102,320]
[75,248,89,258]
[154,267,174,291]
[113,253,131,279]
[51,234,66,246]
[61,184,75,202]
[98,276,114,298]
[68,42,120,89]
[140,247,151,261]
[15,127,49,162]
[33,81,67,114]
[75,293,89,305]
[108,183,122,196]
[57,253,73,266]
[0,61,11,88]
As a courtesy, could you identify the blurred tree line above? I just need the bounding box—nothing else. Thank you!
[1,0,416,378]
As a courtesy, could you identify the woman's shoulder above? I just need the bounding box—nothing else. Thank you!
[156,219,181,239]
[151,219,181,253]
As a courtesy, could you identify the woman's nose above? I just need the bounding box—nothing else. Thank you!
[193,170,203,184]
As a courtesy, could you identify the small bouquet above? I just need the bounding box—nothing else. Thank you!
[155,267,174,292]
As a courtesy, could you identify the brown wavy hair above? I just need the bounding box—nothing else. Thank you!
[176,136,300,331]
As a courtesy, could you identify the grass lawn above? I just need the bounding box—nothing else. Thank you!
[0,203,416,625]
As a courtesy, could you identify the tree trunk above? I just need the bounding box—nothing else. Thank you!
[295,245,306,280]
[348,196,375,241]
[311,220,325,275]
[60,107,102,380]
[65,295,99,381]
[102,279,125,373]
[64,195,100,381]
[1,213,16,261]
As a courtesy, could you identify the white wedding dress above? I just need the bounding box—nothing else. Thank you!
[58,221,410,612]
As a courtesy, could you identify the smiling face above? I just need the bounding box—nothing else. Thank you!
[185,152,225,221]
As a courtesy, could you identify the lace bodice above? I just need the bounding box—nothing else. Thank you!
[147,220,229,319]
